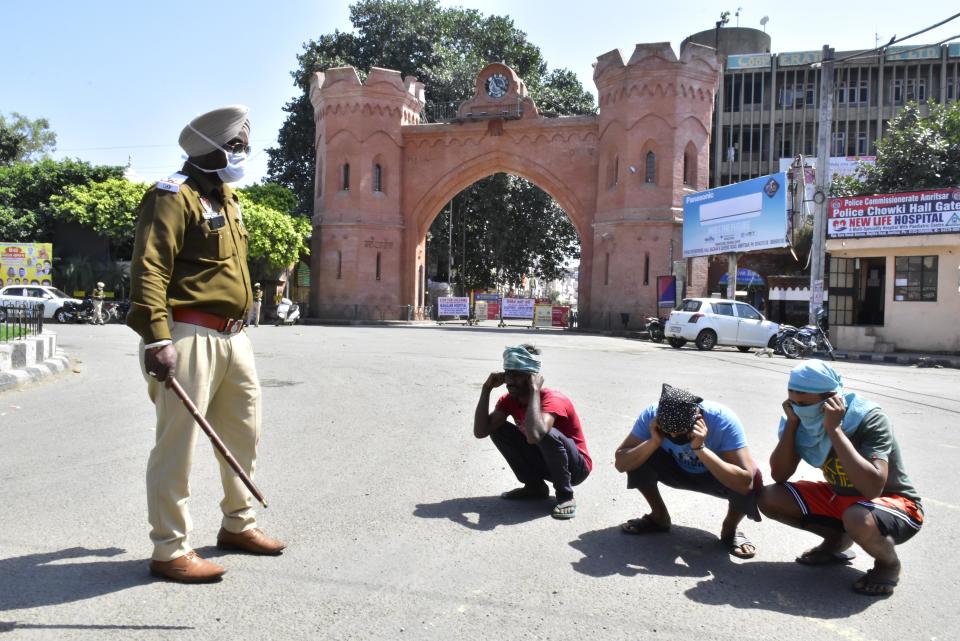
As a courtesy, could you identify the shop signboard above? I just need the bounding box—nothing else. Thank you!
[828,188,960,238]
[0,242,54,287]
[726,53,771,70]
[682,173,789,257]
[551,306,570,327]
[533,304,553,328]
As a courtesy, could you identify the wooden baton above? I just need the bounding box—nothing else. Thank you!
[167,376,269,508]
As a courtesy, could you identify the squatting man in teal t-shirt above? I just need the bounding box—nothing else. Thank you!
[614,383,762,558]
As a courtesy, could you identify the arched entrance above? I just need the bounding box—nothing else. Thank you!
[308,43,720,326]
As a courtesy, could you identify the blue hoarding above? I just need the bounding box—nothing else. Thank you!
[682,173,789,258]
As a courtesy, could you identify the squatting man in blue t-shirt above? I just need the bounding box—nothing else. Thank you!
[614,383,762,558]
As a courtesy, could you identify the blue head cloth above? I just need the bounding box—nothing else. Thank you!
[780,361,879,467]
[502,345,541,373]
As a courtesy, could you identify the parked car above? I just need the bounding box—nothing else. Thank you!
[665,297,780,351]
[0,285,83,322]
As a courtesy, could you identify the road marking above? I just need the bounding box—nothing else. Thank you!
[923,497,960,511]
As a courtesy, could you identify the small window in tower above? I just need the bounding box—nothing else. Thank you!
[336,251,342,279]
[342,163,350,191]
[376,252,382,281]
[373,163,383,192]
[645,152,656,184]
[643,252,650,286]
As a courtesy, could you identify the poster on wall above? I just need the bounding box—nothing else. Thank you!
[828,188,960,238]
[656,275,677,308]
[682,173,789,257]
[0,243,54,287]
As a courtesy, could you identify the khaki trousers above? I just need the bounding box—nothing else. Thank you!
[139,321,261,561]
[249,301,262,326]
[93,299,103,323]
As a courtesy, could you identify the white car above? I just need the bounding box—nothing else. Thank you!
[665,297,779,351]
[0,285,82,322]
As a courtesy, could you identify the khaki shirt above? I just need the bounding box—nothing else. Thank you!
[127,165,252,343]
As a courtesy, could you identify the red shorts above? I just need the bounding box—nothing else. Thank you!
[783,480,923,545]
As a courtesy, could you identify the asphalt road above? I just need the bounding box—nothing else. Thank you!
[1,322,957,641]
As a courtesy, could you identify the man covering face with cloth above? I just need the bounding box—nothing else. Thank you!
[759,361,923,597]
[473,344,592,519]
[128,105,285,583]
[614,383,762,558]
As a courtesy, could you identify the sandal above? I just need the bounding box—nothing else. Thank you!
[721,530,756,559]
[796,548,856,566]
[852,568,899,597]
[620,514,671,535]
[551,499,577,520]
[501,484,549,500]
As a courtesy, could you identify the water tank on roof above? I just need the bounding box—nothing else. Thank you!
[681,27,771,57]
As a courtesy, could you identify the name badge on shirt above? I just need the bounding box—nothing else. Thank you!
[200,197,226,230]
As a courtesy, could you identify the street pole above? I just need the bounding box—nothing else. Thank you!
[447,200,453,286]
[726,252,738,300]
[810,45,834,324]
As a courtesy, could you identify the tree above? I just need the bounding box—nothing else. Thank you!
[268,0,594,291]
[236,193,311,276]
[0,112,57,165]
[239,183,298,216]
[0,158,123,242]
[832,101,960,197]
[47,177,148,260]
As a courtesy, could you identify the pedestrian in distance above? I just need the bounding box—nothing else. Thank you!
[614,383,762,558]
[128,104,285,584]
[473,344,592,519]
[249,282,263,327]
[758,361,923,597]
[92,281,106,325]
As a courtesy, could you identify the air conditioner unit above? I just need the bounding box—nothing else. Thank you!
[699,192,762,225]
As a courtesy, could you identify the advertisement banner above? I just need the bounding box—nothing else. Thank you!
[437,296,470,316]
[486,302,501,320]
[0,243,54,287]
[502,297,535,319]
[827,188,960,238]
[552,306,570,327]
[533,304,553,328]
[657,275,677,308]
[682,173,789,258]
[474,300,487,321]
[474,292,501,302]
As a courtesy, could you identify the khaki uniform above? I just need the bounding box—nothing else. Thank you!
[92,287,105,324]
[249,288,263,326]
[128,165,260,562]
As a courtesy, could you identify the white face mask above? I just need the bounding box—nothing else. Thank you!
[186,124,248,183]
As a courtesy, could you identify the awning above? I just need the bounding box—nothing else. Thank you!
[718,268,765,286]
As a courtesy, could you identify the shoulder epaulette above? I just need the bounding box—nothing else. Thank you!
[155,173,188,193]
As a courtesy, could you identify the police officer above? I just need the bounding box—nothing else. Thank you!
[92,281,106,324]
[128,105,285,584]
[250,283,263,327]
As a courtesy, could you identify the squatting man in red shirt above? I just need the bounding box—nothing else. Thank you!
[473,344,592,519]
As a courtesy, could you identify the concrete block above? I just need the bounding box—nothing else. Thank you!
[0,344,11,372]
[10,342,27,369]
[33,337,45,362]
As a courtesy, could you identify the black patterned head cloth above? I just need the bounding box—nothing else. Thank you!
[656,383,704,434]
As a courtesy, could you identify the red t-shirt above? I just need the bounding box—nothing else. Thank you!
[495,388,592,471]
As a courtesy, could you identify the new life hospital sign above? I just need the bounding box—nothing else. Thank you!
[828,189,960,238]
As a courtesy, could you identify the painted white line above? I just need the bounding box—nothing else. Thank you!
[923,497,960,511]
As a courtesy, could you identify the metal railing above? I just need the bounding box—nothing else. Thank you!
[0,303,44,342]
[309,304,432,322]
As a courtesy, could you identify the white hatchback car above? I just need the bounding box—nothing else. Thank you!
[0,285,82,322]
[665,297,779,351]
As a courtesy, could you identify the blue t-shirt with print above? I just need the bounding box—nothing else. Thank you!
[630,401,748,474]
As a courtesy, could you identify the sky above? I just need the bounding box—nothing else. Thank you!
[2,1,957,186]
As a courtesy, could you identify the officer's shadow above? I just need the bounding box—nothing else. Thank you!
[413,495,548,531]
[570,525,875,618]
[0,547,152,612]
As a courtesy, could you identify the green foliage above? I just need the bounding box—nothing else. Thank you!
[0,112,57,165]
[47,178,148,260]
[0,158,123,242]
[238,183,298,216]
[269,0,593,290]
[830,102,960,196]
[237,193,311,273]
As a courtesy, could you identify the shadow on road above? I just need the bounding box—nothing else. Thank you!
[569,525,876,618]
[0,547,154,612]
[413,495,548,531]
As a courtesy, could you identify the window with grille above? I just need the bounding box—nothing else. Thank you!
[894,255,937,301]
[828,257,856,326]
[373,164,383,192]
[644,152,656,184]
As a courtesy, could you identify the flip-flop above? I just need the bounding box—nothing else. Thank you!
[852,569,899,597]
[795,548,857,566]
[721,530,756,559]
[501,484,549,500]
[620,514,671,535]
[551,499,577,520]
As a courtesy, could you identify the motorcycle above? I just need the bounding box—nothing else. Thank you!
[107,300,131,323]
[55,298,96,324]
[781,308,835,360]
[644,316,665,343]
[274,298,300,326]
